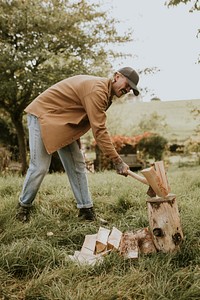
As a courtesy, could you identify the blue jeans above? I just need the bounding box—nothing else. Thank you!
[19,114,93,209]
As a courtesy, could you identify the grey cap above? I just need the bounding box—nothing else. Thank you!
[118,67,139,96]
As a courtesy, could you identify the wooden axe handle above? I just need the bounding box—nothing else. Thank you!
[127,170,148,185]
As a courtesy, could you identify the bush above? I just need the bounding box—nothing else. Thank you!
[138,134,168,161]
[93,133,152,171]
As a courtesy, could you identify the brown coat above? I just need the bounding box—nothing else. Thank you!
[25,74,120,161]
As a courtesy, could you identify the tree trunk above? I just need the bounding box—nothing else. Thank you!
[11,114,28,175]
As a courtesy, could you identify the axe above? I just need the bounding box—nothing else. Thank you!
[127,170,156,197]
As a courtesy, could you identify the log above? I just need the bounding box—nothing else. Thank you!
[133,227,157,254]
[119,232,139,259]
[119,228,157,258]
[146,194,184,253]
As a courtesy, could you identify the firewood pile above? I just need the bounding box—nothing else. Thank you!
[68,226,157,265]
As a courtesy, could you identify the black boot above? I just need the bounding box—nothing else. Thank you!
[78,207,108,224]
[78,207,96,221]
[16,203,32,223]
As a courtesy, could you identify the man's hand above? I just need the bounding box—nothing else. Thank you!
[113,157,129,176]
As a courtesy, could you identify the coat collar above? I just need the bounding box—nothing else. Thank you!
[106,79,113,110]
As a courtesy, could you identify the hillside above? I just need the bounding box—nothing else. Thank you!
[106,99,200,142]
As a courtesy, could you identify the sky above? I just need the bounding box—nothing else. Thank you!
[92,0,200,101]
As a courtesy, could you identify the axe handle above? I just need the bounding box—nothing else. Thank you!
[127,170,148,185]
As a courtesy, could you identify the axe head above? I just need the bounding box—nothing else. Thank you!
[147,185,156,197]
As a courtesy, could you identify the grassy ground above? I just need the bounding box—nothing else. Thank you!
[0,164,200,299]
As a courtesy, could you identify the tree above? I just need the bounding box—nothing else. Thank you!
[0,0,132,174]
[151,97,161,102]
[166,0,199,10]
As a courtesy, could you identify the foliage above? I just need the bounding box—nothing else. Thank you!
[0,0,132,173]
[110,132,152,153]
[184,137,200,165]
[138,134,168,161]
[184,138,200,153]
[135,111,169,135]
[0,167,200,298]
[191,105,200,134]
[93,133,152,171]
[92,132,152,153]
[151,97,161,101]
[166,0,199,11]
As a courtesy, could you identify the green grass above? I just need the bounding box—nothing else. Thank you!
[0,165,200,299]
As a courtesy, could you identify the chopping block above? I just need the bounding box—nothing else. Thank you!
[146,194,183,253]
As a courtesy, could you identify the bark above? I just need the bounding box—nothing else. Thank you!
[11,114,28,175]
[147,194,184,253]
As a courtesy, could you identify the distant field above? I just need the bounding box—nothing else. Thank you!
[106,99,200,142]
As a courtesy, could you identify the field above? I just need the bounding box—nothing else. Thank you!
[0,164,200,299]
[106,99,200,142]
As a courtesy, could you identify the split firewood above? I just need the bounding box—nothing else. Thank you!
[141,161,170,198]
[119,232,139,259]
[107,227,123,250]
[81,234,97,255]
[154,161,171,194]
[69,251,103,266]
[95,227,110,254]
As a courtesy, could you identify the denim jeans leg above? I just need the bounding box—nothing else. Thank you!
[57,142,93,209]
[19,114,52,207]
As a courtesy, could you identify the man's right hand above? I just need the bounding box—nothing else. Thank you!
[113,157,129,176]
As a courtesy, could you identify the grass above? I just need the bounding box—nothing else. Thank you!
[106,99,200,141]
[0,165,200,299]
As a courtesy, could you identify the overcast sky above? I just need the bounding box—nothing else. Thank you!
[93,0,200,101]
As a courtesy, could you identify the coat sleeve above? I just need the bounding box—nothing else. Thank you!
[82,90,120,162]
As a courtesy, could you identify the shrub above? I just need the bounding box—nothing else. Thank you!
[93,133,152,171]
[138,134,168,161]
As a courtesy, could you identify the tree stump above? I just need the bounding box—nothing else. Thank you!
[146,194,183,253]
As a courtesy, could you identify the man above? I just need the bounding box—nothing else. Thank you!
[16,67,140,222]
